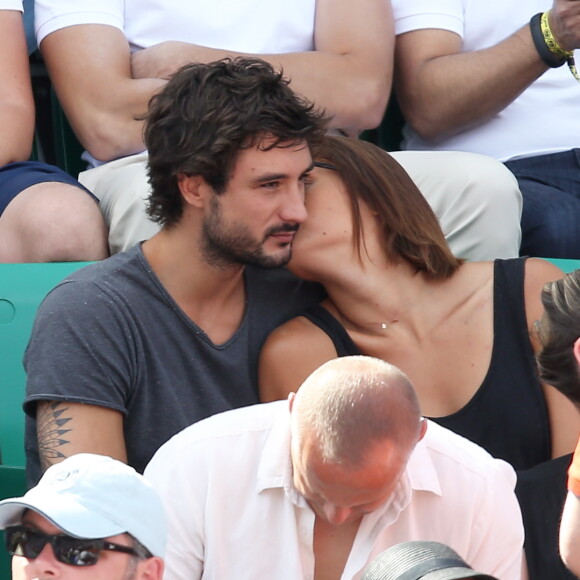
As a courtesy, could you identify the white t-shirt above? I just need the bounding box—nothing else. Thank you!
[35,0,316,54]
[145,401,524,580]
[392,0,580,161]
[34,0,317,167]
[0,1,22,11]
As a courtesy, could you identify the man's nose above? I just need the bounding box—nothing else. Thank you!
[279,184,308,224]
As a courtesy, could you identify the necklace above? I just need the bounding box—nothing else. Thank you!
[365,320,399,331]
[337,312,399,333]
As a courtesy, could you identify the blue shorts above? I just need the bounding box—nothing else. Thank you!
[0,161,97,215]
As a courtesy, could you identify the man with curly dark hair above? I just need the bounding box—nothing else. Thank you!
[23,57,327,486]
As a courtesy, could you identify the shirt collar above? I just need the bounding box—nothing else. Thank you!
[405,429,443,496]
[256,404,296,490]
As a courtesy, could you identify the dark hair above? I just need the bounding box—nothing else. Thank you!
[537,269,580,406]
[129,535,153,560]
[122,535,154,578]
[144,57,328,227]
[313,136,463,280]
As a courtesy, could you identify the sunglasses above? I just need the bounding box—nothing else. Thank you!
[5,525,140,566]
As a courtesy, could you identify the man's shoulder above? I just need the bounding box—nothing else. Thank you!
[29,247,160,334]
[35,2,124,46]
[43,246,148,301]
[153,401,287,454]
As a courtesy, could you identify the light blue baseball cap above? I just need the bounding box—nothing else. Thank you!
[0,454,167,558]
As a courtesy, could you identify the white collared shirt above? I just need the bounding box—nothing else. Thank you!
[145,401,523,580]
[390,0,580,161]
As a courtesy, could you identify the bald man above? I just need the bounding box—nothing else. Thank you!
[145,356,524,580]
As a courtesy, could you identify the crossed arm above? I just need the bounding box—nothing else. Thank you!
[394,0,580,141]
[40,0,393,162]
[0,9,35,165]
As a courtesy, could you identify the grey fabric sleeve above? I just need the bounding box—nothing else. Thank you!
[24,279,136,416]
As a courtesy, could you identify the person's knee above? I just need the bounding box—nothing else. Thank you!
[107,195,160,254]
[394,151,522,260]
[80,157,159,254]
[53,193,109,261]
[520,196,580,258]
[467,156,521,214]
[0,182,109,262]
[449,157,522,260]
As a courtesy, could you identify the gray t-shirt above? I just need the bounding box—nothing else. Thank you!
[24,244,322,484]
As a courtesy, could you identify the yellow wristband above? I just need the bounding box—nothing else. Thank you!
[533,11,580,82]
[540,11,573,59]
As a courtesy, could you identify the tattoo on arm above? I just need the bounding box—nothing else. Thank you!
[37,402,73,471]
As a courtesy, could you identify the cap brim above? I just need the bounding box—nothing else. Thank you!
[0,495,126,539]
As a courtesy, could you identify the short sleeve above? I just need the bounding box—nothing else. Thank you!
[34,0,124,45]
[24,279,137,416]
[391,0,464,37]
[0,1,23,11]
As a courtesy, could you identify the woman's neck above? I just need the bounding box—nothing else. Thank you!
[320,257,437,337]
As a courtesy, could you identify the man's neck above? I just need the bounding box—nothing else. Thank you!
[142,231,247,345]
[313,516,361,580]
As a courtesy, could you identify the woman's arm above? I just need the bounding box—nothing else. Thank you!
[258,316,339,402]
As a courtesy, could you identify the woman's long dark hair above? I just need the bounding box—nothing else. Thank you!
[314,136,463,280]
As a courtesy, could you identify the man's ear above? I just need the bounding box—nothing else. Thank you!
[573,337,580,368]
[138,556,164,580]
[418,417,428,442]
[177,174,210,209]
[288,392,296,413]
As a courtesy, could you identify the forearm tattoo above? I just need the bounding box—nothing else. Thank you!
[37,402,73,471]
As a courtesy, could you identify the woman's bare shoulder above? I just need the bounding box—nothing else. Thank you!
[258,314,340,402]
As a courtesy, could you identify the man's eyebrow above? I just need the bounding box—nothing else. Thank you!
[252,163,315,184]
[253,172,288,184]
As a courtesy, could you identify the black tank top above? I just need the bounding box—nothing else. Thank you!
[301,257,551,471]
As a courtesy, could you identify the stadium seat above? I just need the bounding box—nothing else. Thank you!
[545,258,580,273]
[0,262,92,468]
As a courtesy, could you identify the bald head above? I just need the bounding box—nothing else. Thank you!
[291,356,423,468]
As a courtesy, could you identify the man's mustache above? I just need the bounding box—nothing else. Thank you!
[265,223,300,237]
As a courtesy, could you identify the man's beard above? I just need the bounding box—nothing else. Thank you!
[201,198,298,269]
